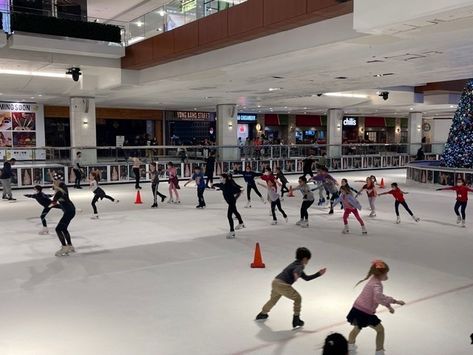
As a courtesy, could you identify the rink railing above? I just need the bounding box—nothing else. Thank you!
[2,143,446,189]
[407,161,473,185]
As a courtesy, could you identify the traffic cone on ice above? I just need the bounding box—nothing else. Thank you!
[288,187,295,197]
[379,178,385,189]
[251,242,265,268]
[134,190,143,204]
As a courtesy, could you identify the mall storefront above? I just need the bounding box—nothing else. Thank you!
[164,111,216,145]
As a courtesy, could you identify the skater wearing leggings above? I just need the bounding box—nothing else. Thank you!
[258,180,288,225]
[149,162,166,208]
[335,185,367,235]
[166,162,180,204]
[379,183,420,224]
[340,178,358,209]
[234,165,265,208]
[311,167,339,214]
[302,155,315,178]
[356,177,378,217]
[51,174,76,257]
[24,185,60,235]
[275,167,289,198]
[214,174,245,239]
[437,177,473,227]
[131,156,142,190]
[72,152,83,189]
[290,176,315,228]
[90,171,118,219]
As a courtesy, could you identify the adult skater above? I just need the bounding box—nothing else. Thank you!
[131,156,142,190]
[258,179,288,225]
[1,157,16,200]
[234,164,265,208]
[24,185,60,235]
[379,183,420,224]
[302,154,315,178]
[311,167,339,214]
[347,260,405,355]
[166,162,180,204]
[289,176,315,228]
[72,152,83,189]
[334,185,367,235]
[255,247,326,328]
[436,177,473,227]
[50,173,76,256]
[213,173,245,239]
[184,165,206,208]
[275,166,289,199]
[356,176,378,217]
[89,170,119,219]
[149,162,166,208]
[205,151,216,188]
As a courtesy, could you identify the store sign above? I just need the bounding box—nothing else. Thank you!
[238,114,256,122]
[182,0,196,12]
[343,117,357,126]
[176,111,211,120]
[0,103,39,112]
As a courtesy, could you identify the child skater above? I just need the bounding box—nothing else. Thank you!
[340,178,359,209]
[89,170,119,219]
[356,177,378,217]
[346,260,405,355]
[275,166,289,199]
[166,162,180,204]
[213,173,245,239]
[311,167,339,214]
[258,179,288,225]
[130,155,142,190]
[149,162,166,208]
[436,177,473,227]
[184,166,206,208]
[335,185,367,235]
[234,164,265,208]
[255,247,326,328]
[379,183,420,224]
[50,173,76,257]
[24,185,60,235]
[289,176,315,228]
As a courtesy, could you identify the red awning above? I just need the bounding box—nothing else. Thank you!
[364,117,386,127]
[264,114,279,126]
[296,115,322,127]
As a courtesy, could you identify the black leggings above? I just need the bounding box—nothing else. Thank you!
[228,202,243,232]
[280,183,289,197]
[56,208,75,246]
[395,201,414,217]
[92,191,114,214]
[133,167,141,189]
[300,200,314,220]
[73,169,82,188]
[329,191,339,211]
[206,171,214,187]
[454,201,467,220]
[271,199,287,221]
[247,182,262,201]
[40,206,60,227]
[152,183,166,204]
[197,187,206,207]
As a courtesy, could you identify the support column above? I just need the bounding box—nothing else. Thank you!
[327,109,343,158]
[286,115,296,145]
[70,97,97,164]
[216,104,239,161]
[408,112,423,155]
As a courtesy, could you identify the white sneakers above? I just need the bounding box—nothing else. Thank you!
[39,227,49,235]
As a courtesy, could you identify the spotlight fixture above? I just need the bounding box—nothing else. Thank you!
[378,91,389,101]
[66,67,82,82]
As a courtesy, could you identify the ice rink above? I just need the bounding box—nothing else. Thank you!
[0,169,472,355]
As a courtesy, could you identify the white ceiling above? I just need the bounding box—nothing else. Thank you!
[0,12,472,117]
[88,0,168,22]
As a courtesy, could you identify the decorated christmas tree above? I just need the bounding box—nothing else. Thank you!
[441,80,473,168]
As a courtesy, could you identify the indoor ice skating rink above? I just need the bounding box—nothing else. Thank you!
[0,169,472,355]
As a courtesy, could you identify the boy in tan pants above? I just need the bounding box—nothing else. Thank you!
[255,247,327,328]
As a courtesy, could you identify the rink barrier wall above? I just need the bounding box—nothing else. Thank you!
[407,161,473,185]
[5,153,441,189]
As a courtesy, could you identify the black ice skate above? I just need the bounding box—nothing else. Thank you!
[255,313,268,321]
[292,315,304,328]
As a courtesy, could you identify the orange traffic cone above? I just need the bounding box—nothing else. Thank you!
[134,190,143,204]
[251,242,266,268]
[288,188,295,197]
[379,178,385,189]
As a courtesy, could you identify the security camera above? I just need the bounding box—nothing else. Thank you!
[317,93,323,97]
[66,67,82,82]
[379,91,389,101]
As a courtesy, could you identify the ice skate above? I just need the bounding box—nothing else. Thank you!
[412,215,420,222]
[328,209,334,215]
[255,312,268,321]
[396,216,401,224]
[55,246,69,257]
[300,220,309,228]
[457,216,462,224]
[167,199,174,204]
[151,203,158,208]
[114,199,120,204]
[292,315,304,328]
[91,214,99,220]
[348,343,357,354]
[296,219,303,226]
[161,196,167,203]
[261,197,266,204]
[284,217,288,223]
[196,205,205,209]
[362,225,368,235]
[462,219,466,227]
[38,227,49,235]
[66,245,76,253]
[245,201,251,208]
[271,220,278,225]
[235,223,245,230]
[226,231,236,239]
[369,211,376,217]
[375,350,385,355]
[342,225,349,234]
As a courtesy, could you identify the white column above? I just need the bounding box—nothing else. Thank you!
[70,97,97,164]
[408,112,423,155]
[327,109,343,158]
[216,104,239,161]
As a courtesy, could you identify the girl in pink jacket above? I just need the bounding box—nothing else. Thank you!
[346,260,405,355]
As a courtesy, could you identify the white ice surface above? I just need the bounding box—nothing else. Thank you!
[0,169,472,355]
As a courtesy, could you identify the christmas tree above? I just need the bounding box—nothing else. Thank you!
[441,80,473,168]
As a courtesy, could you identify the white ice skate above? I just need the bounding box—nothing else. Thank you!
[396,216,401,224]
[300,220,309,228]
[375,350,385,355]
[261,197,267,204]
[296,219,304,226]
[235,223,245,230]
[457,216,462,224]
[271,221,278,225]
[66,245,76,253]
[412,215,420,222]
[342,225,350,234]
[174,200,181,204]
[362,226,368,235]
[91,215,99,220]
[38,227,49,235]
[285,217,288,223]
[55,246,69,257]
[226,231,236,239]
[114,199,120,204]
[167,199,174,204]
[462,219,466,228]
[369,211,376,217]
[245,201,252,208]
[348,343,357,354]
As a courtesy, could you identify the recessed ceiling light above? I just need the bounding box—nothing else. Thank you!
[257,105,261,108]
[158,9,166,16]
[284,106,288,108]
[272,76,284,79]
[0,69,67,78]
[194,108,197,110]
[37,94,42,97]
[374,73,394,77]
[303,107,307,109]
[136,21,144,27]
[268,87,282,91]
[450,105,456,108]
[323,92,368,99]
[410,107,414,110]
[335,76,348,80]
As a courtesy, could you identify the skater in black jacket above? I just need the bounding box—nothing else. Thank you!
[24,185,60,235]
[214,173,245,239]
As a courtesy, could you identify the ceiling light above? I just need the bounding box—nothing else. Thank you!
[374,73,394,77]
[128,36,145,45]
[335,76,348,80]
[0,69,67,78]
[323,92,368,99]
[136,21,144,27]
[284,106,288,108]
[37,94,42,97]
[257,105,261,108]
[268,87,282,91]
[304,107,307,109]
[158,9,166,16]
[410,107,414,110]
[450,105,456,108]
[157,28,163,32]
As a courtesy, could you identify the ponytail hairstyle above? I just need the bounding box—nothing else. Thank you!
[355,260,389,287]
